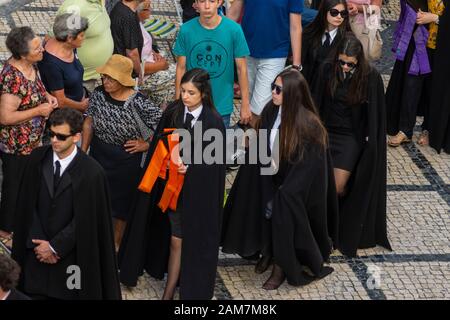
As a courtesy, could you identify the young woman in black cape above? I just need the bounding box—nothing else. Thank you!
[221,68,338,290]
[428,1,449,154]
[302,0,352,84]
[311,34,391,257]
[118,68,226,300]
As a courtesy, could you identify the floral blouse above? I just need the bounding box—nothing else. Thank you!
[427,0,445,49]
[0,62,47,155]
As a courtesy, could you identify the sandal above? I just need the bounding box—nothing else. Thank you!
[388,131,411,147]
[417,130,429,146]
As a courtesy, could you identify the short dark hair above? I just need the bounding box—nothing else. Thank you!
[0,254,21,292]
[5,27,36,60]
[48,108,84,134]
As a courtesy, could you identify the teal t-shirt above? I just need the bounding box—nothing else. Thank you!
[173,17,250,116]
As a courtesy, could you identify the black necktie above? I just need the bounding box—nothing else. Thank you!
[184,112,194,129]
[323,32,331,48]
[54,160,61,190]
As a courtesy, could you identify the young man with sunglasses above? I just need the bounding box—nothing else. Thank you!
[11,108,121,300]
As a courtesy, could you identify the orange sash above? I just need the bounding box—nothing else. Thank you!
[138,129,185,212]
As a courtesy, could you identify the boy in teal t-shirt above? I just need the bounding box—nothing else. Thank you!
[174,0,251,127]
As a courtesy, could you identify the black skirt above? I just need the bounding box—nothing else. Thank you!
[89,136,142,221]
[328,128,362,172]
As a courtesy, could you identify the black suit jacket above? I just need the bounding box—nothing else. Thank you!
[5,288,31,300]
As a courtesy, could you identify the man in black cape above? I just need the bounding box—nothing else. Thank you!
[428,1,450,154]
[118,101,226,300]
[221,104,339,285]
[312,63,391,257]
[12,108,121,300]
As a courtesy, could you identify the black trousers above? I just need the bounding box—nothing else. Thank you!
[0,152,29,232]
[398,48,435,138]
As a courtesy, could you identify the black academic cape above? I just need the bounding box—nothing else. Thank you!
[301,31,344,85]
[118,102,226,300]
[312,64,392,257]
[12,146,121,300]
[429,2,450,154]
[221,104,339,285]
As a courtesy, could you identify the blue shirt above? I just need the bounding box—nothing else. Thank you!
[241,0,304,59]
[38,50,84,102]
[173,17,250,116]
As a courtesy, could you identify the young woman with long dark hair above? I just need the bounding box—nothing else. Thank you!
[312,34,391,257]
[302,0,352,84]
[118,68,226,300]
[221,68,338,290]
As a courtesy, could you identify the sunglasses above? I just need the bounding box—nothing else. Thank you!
[49,130,74,141]
[271,83,283,95]
[329,8,349,18]
[338,59,357,69]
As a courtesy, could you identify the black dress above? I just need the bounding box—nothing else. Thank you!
[323,76,363,172]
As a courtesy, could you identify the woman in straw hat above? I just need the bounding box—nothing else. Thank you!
[81,54,162,251]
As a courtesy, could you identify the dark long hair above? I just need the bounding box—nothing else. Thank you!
[303,0,351,50]
[263,69,328,163]
[172,68,216,124]
[329,33,371,106]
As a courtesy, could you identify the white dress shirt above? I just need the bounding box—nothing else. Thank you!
[53,146,78,176]
[270,107,282,153]
[1,290,11,300]
[322,28,338,45]
[184,105,203,128]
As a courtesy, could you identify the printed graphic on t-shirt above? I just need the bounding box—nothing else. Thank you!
[188,40,229,79]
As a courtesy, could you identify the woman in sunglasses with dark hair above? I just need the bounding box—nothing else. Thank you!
[222,68,338,290]
[312,34,391,257]
[302,0,352,84]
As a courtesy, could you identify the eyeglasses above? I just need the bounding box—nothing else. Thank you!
[271,83,283,95]
[329,9,349,18]
[101,75,118,83]
[49,130,74,141]
[338,59,357,69]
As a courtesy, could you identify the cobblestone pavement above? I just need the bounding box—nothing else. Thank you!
[0,0,449,300]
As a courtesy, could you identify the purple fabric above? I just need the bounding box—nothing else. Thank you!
[392,0,431,75]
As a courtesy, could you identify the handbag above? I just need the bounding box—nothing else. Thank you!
[350,2,383,61]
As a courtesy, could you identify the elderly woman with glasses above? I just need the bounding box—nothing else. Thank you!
[38,13,89,112]
[311,34,391,257]
[0,27,58,248]
[81,54,162,251]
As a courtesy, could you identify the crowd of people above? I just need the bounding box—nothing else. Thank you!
[0,0,448,300]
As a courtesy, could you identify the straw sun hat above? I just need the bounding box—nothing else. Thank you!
[96,54,136,87]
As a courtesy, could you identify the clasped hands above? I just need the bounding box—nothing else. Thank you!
[32,239,60,264]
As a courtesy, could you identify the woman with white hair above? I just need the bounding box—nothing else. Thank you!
[38,13,90,112]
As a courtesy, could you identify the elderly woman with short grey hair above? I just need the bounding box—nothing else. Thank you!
[0,27,58,247]
[38,13,90,112]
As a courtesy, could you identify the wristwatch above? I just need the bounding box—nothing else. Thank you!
[292,64,303,72]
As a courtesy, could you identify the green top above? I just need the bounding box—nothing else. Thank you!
[173,17,250,116]
[57,0,114,81]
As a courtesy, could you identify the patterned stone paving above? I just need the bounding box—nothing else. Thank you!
[0,0,449,300]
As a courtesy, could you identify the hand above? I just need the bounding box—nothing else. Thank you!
[239,104,252,126]
[124,139,149,154]
[46,93,58,108]
[156,56,169,70]
[42,254,59,264]
[177,161,188,174]
[38,103,54,118]
[80,97,89,111]
[348,3,359,16]
[416,10,438,25]
[32,239,57,263]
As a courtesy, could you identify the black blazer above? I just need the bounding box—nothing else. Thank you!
[5,288,31,300]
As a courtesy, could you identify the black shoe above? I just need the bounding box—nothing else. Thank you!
[255,256,272,274]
